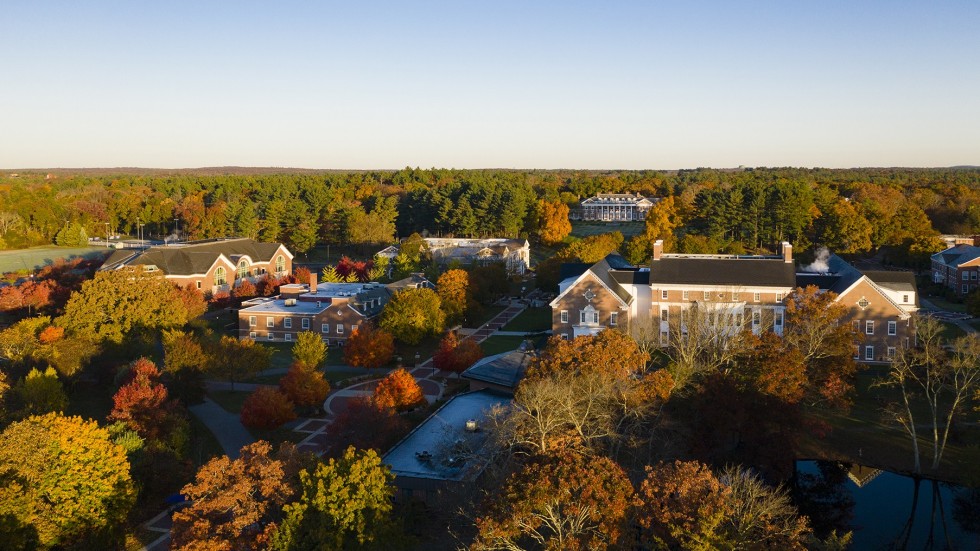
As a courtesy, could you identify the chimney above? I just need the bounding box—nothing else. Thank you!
[309,271,317,294]
[652,239,663,261]
[781,242,793,263]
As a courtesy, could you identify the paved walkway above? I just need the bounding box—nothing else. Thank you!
[919,297,978,335]
[188,398,255,459]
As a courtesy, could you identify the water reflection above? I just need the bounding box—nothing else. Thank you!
[794,461,979,550]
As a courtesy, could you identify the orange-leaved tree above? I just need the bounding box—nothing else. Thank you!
[171,441,303,551]
[279,362,330,413]
[436,268,473,325]
[109,358,173,442]
[473,451,634,551]
[343,323,394,369]
[432,331,483,374]
[240,388,297,430]
[372,368,425,412]
[536,199,572,246]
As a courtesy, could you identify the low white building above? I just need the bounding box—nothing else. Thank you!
[575,193,659,222]
[380,238,531,275]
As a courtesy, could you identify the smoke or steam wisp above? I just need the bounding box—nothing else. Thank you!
[801,247,831,273]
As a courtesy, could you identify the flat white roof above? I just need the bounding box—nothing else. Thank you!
[383,390,510,481]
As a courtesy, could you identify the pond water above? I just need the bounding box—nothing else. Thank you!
[795,461,980,550]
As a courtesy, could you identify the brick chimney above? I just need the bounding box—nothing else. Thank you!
[652,239,663,261]
[309,271,318,294]
[781,242,793,263]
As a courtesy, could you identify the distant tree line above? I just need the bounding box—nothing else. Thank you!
[0,167,977,261]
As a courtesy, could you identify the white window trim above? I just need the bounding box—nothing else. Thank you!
[865,320,874,335]
[268,333,275,341]
[682,290,689,300]
[302,318,310,329]
[337,324,344,334]
[610,312,618,326]
[249,316,256,327]
[322,324,329,333]
[661,289,668,300]
[560,310,569,324]
[267,317,274,328]
[888,320,897,336]
[865,345,875,361]
[284,318,292,329]
[887,347,896,359]
[285,333,292,342]
[249,331,256,339]
[753,292,761,302]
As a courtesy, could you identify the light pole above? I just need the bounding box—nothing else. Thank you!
[104,222,110,248]
[139,223,145,248]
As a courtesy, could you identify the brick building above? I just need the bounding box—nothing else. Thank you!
[931,244,980,297]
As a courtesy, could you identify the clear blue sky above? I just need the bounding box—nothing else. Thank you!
[2,1,978,169]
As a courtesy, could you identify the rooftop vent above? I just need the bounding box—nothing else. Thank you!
[465,419,479,432]
[284,298,297,307]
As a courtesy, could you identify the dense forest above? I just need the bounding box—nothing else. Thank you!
[1,167,978,258]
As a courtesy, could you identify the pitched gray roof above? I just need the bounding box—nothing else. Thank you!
[795,254,863,294]
[102,239,285,276]
[650,256,796,288]
[588,255,635,305]
[931,244,980,267]
[461,350,532,389]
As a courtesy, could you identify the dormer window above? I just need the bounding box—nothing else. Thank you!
[276,255,285,274]
[857,297,870,309]
[238,260,249,280]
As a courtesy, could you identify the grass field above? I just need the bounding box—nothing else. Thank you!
[939,321,967,340]
[0,245,110,273]
[501,307,552,332]
[480,333,549,356]
[925,296,968,313]
[570,220,645,238]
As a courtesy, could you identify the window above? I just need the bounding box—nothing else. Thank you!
[276,255,285,274]
[888,320,897,336]
[776,293,783,302]
[337,324,344,334]
[865,346,874,361]
[316,301,322,308]
[774,311,783,327]
[963,271,970,280]
[973,271,978,280]
[660,308,668,322]
[196,281,202,289]
[852,320,860,332]
[214,266,227,287]
[285,333,292,342]
[661,289,668,300]
[580,311,587,324]
[610,312,618,326]
[561,334,569,340]
[857,297,870,309]
[238,260,248,280]
[267,317,274,328]
[853,346,860,360]
[752,311,761,326]
[902,294,909,303]
[268,333,275,341]
[352,324,359,333]
[591,311,599,324]
[963,284,969,294]
[284,318,292,329]
[322,324,329,333]
[682,290,689,300]
[249,331,256,339]
[732,292,739,301]
[249,316,256,327]
[703,291,710,300]
[887,347,896,359]
[302,318,310,329]
[753,292,761,302]
[560,310,569,324]
[865,320,874,335]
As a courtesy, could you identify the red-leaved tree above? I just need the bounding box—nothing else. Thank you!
[240,388,296,430]
[432,331,484,373]
[325,397,410,457]
[109,358,172,441]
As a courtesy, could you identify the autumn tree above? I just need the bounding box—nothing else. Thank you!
[343,323,395,369]
[54,221,88,247]
[11,366,68,418]
[270,446,398,551]
[234,278,257,299]
[379,287,445,345]
[0,413,135,549]
[57,267,192,343]
[436,268,473,325]
[171,441,303,551]
[660,302,753,392]
[240,388,297,431]
[536,199,572,246]
[561,231,625,264]
[209,335,273,388]
[177,284,208,319]
[528,331,648,381]
[877,316,980,473]
[109,358,177,444]
[326,397,410,456]
[162,329,210,403]
[372,368,426,412]
[643,195,680,251]
[473,451,634,551]
[784,285,860,407]
[432,331,484,374]
[280,362,330,414]
[292,330,327,368]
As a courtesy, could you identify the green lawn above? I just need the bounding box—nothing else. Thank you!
[0,245,110,273]
[480,333,549,356]
[570,220,645,238]
[209,390,249,414]
[501,307,552,332]
[939,321,967,340]
[925,296,968,313]
[466,305,507,329]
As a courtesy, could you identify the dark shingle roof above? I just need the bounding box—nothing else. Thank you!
[102,239,285,276]
[559,263,591,281]
[932,244,980,267]
[461,350,532,390]
[863,270,917,293]
[588,255,634,305]
[650,257,796,288]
